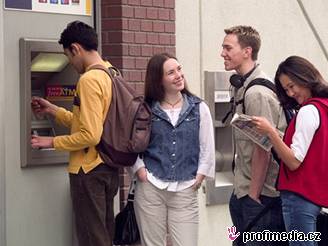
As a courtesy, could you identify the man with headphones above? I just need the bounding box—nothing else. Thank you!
[221,25,287,245]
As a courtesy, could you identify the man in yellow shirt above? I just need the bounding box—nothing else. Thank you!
[31,21,118,246]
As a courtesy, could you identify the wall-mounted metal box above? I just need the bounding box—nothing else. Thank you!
[20,38,79,167]
[204,71,235,205]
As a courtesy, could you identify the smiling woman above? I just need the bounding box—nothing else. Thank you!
[252,55,328,246]
[130,53,215,246]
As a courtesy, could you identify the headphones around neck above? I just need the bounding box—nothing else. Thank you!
[229,64,258,89]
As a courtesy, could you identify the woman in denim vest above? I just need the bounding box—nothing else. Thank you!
[252,56,328,246]
[131,53,215,246]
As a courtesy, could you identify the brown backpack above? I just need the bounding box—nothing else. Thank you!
[90,65,151,168]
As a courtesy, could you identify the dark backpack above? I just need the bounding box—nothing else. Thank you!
[90,65,152,168]
[242,78,295,164]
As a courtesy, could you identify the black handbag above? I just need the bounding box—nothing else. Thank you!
[113,180,140,245]
[317,210,328,246]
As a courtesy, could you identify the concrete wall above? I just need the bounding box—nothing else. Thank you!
[176,1,328,245]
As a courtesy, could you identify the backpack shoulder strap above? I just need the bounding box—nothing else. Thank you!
[242,78,276,113]
[88,64,121,80]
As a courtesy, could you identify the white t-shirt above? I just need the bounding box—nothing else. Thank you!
[291,104,320,162]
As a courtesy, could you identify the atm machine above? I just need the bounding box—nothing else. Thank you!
[20,38,79,167]
[204,71,235,205]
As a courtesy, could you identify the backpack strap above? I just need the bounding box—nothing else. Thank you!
[242,78,295,124]
[242,78,276,114]
[89,64,121,80]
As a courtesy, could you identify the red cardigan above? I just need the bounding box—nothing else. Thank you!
[278,98,328,207]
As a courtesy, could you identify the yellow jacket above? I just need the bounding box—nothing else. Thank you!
[53,61,112,174]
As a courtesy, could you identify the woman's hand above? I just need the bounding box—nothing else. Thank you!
[136,167,148,182]
[192,174,205,191]
[251,116,275,135]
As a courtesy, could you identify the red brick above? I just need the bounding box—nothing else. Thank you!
[146,8,158,19]
[170,35,176,45]
[107,31,122,43]
[112,44,130,55]
[122,31,135,43]
[169,9,175,20]
[102,19,123,31]
[159,34,171,45]
[103,0,127,4]
[140,0,152,6]
[165,22,175,33]
[135,83,145,95]
[153,0,164,7]
[141,71,147,81]
[102,44,129,56]
[135,7,146,18]
[135,32,147,44]
[109,57,123,67]
[158,8,170,20]
[165,46,176,56]
[140,20,153,32]
[147,33,159,44]
[135,57,148,69]
[129,45,141,56]
[128,19,140,31]
[128,0,140,5]
[122,5,134,17]
[121,70,130,81]
[141,46,153,56]
[129,70,143,82]
[107,6,122,18]
[153,21,165,32]
[101,32,108,43]
[122,57,136,69]
[164,0,175,8]
[153,46,166,54]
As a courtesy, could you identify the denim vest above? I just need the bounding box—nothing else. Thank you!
[144,94,201,181]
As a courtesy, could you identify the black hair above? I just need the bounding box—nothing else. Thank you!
[275,55,328,109]
[58,21,98,51]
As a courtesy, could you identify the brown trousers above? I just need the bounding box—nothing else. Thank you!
[69,164,119,246]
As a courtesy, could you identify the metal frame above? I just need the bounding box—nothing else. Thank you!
[204,71,234,205]
[19,38,70,167]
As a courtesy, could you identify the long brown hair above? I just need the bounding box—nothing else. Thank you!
[144,53,193,104]
[274,55,328,109]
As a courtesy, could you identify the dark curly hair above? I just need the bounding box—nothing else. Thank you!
[274,55,328,109]
[58,21,98,51]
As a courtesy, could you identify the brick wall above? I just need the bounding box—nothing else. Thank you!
[101,0,176,210]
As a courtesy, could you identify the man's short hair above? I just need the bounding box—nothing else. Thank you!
[224,25,261,60]
[58,21,98,51]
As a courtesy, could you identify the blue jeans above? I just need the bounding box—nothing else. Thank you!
[281,191,321,246]
[229,193,286,246]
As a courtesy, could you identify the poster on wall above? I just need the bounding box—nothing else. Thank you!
[4,0,91,16]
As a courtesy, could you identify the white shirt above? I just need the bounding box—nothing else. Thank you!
[291,104,320,162]
[131,101,215,192]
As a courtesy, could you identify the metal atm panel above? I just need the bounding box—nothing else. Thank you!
[20,38,79,167]
[204,71,234,205]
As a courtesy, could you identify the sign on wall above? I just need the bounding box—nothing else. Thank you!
[4,0,92,16]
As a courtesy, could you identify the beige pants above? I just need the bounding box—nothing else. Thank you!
[134,181,199,246]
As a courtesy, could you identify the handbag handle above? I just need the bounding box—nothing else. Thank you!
[127,179,137,202]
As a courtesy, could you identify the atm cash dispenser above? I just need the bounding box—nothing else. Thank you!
[20,38,79,167]
[204,71,235,205]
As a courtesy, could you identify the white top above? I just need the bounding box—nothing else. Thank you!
[131,101,215,192]
[291,104,320,162]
